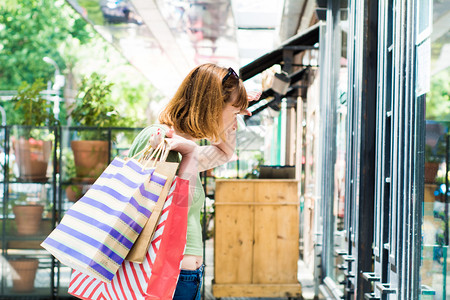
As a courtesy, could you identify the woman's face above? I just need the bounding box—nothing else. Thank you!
[221,92,241,133]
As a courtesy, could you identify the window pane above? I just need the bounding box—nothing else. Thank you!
[420,0,450,298]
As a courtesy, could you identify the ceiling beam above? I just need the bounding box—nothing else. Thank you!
[239,23,319,81]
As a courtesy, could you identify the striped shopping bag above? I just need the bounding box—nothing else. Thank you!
[68,177,189,300]
[41,142,178,283]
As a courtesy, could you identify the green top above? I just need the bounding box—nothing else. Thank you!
[128,124,205,256]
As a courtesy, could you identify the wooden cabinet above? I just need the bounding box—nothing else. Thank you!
[212,179,302,298]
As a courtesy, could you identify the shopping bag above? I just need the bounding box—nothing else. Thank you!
[41,141,178,283]
[127,138,181,263]
[125,159,173,263]
[68,177,189,300]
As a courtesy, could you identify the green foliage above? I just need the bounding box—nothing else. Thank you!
[70,73,124,140]
[13,79,57,127]
[112,82,156,128]
[11,78,57,139]
[425,139,446,163]
[61,148,76,182]
[60,34,159,128]
[0,0,91,89]
[10,192,28,206]
[426,71,450,122]
[0,100,19,125]
[77,0,105,24]
[0,0,159,130]
[71,72,119,127]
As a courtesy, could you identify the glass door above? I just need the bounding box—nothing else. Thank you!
[420,0,450,298]
[371,0,421,298]
[371,0,396,298]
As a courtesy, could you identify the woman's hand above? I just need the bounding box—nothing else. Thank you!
[149,127,198,156]
[149,127,173,149]
[240,90,261,116]
[166,133,198,157]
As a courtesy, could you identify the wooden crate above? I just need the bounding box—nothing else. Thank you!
[213,179,302,298]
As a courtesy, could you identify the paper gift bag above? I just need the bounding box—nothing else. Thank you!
[41,142,178,283]
[125,159,176,263]
[68,177,189,300]
[127,139,181,263]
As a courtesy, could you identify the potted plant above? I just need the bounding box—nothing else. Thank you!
[8,257,39,292]
[7,192,43,292]
[424,139,446,183]
[11,192,44,236]
[61,149,84,202]
[69,73,122,183]
[12,79,57,181]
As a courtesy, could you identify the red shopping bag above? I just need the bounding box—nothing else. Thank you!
[68,177,189,300]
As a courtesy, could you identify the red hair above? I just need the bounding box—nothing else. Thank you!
[159,63,247,142]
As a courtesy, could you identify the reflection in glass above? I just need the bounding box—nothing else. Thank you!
[157,0,238,66]
[421,0,450,298]
[330,6,348,290]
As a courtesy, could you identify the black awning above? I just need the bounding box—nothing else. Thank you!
[239,23,320,81]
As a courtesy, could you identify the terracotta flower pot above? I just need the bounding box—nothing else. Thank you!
[65,184,84,202]
[424,162,440,183]
[9,258,39,292]
[13,205,44,235]
[71,140,109,183]
[13,138,52,181]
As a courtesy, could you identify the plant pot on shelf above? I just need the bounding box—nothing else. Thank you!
[13,138,52,181]
[65,184,84,202]
[9,258,39,292]
[13,205,44,235]
[424,162,440,183]
[71,140,109,183]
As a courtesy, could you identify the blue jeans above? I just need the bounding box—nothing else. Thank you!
[173,265,204,300]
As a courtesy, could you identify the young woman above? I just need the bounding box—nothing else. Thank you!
[128,63,255,299]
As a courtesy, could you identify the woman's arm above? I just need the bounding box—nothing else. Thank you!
[164,134,199,205]
[197,90,261,171]
[155,90,261,172]
[154,124,236,172]
[197,127,236,172]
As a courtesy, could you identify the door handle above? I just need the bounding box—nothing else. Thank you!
[344,270,355,278]
[375,283,396,294]
[335,248,348,256]
[343,255,355,262]
[362,272,381,282]
[364,293,380,300]
[421,285,436,295]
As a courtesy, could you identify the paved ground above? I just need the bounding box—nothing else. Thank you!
[202,239,317,300]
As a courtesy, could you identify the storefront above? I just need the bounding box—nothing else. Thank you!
[241,0,448,299]
[314,0,449,299]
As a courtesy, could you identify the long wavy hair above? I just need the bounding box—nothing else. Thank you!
[159,63,248,142]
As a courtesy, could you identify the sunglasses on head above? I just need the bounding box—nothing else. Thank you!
[222,67,239,86]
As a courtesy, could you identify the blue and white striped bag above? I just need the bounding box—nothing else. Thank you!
[41,141,178,283]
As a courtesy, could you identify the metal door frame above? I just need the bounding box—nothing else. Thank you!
[318,0,378,299]
[369,0,424,299]
[345,0,379,299]
[316,0,424,298]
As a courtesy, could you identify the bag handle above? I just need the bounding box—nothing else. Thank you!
[129,138,167,162]
[129,145,152,161]
[141,139,171,169]
[130,125,172,161]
